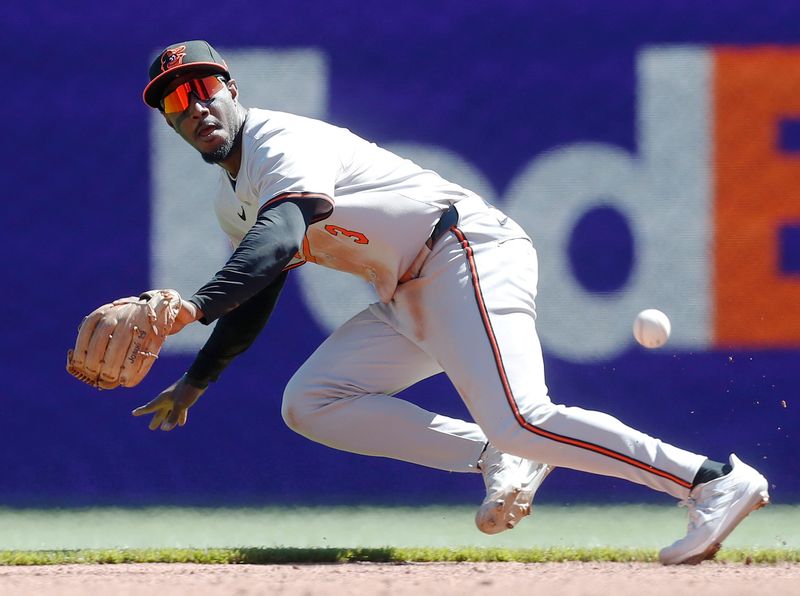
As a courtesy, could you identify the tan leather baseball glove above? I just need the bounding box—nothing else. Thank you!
[66,289,183,390]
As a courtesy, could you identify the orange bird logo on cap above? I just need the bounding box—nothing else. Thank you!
[160,46,187,72]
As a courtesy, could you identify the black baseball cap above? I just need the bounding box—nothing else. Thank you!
[143,40,230,108]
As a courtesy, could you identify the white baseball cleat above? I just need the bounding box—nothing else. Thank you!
[475,443,553,535]
[659,454,769,565]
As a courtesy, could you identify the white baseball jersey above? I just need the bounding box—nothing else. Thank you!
[214,108,480,302]
[212,107,709,505]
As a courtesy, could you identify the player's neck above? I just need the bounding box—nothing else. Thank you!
[218,108,247,178]
[218,145,242,178]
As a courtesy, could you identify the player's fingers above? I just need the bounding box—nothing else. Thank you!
[131,395,168,416]
[161,407,182,431]
[178,408,188,427]
[148,408,169,431]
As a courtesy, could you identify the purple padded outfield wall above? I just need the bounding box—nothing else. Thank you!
[1,1,798,506]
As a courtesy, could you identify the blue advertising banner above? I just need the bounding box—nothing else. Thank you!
[0,0,797,506]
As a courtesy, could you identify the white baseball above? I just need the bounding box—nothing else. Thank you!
[633,309,671,348]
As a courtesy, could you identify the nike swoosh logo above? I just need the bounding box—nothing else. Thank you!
[238,206,247,221]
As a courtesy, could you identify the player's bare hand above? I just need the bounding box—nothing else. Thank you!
[131,376,206,431]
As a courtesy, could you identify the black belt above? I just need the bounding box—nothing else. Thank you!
[426,204,459,249]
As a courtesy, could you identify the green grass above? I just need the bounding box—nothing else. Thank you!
[0,546,797,566]
[0,504,796,565]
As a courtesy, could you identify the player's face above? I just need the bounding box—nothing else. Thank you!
[161,74,243,165]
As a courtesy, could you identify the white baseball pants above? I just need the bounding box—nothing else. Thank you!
[283,198,706,500]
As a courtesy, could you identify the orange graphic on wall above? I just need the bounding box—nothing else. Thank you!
[714,47,800,346]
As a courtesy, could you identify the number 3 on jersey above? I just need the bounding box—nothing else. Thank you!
[324,224,369,244]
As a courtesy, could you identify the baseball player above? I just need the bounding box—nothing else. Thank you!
[134,40,769,562]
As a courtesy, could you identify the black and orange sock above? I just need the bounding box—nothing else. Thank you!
[692,458,733,488]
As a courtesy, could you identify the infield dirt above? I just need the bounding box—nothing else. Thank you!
[0,561,797,596]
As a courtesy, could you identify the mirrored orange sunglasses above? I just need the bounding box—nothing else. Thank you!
[160,75,227,114]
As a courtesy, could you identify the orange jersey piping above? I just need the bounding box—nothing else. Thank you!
[257,191,335,225]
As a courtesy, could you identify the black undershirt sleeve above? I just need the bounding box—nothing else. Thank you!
[188,199,319,323]
[182,197,329,388]
[185,272,288,388]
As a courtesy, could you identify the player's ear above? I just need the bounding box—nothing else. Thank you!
[227,79,239,102]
